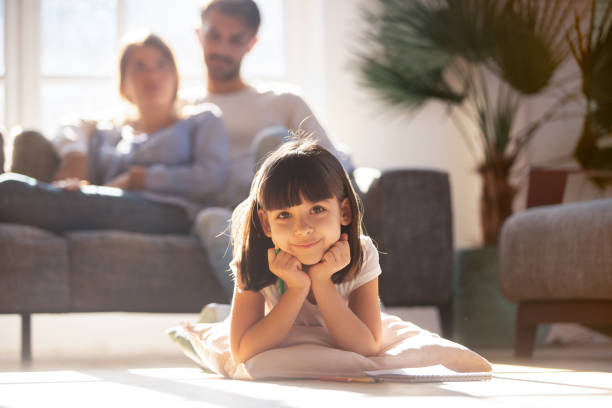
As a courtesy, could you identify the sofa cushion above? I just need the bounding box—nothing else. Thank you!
[67,230,230,312]
[363,170,453,306]
[0,223,70,312]
[500,199,612,301]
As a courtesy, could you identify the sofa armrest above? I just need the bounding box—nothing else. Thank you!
[355,168,454,307]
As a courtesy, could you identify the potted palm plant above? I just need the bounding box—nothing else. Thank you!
[357,0,578,245]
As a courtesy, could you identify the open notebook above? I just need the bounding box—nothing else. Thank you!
[364,364,492,383]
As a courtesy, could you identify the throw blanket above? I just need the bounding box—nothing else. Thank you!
[174,312,492,380]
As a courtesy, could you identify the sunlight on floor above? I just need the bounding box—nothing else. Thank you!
[1,368,222,408]
[2,363,611,408]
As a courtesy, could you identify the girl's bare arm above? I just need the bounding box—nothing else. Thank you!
[230,248,311,364]
[311,277,382,356]
[229,282,309,364]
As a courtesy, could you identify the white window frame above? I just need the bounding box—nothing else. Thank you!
[5,0,39,132]
[0,0,5,127]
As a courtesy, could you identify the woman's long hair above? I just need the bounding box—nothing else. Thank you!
[231,138,364,291]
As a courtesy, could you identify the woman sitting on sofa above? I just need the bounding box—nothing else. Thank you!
[0,31,229,235]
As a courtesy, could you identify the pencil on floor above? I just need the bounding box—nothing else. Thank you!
[318,376,383,383]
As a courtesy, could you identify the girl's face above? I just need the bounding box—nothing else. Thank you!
[122,45,177,110]
[258,195,352,266]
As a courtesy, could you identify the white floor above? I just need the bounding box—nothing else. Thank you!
[1,349,611,408]
[1,310,611,408]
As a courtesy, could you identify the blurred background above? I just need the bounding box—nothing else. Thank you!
[0,0,593,249]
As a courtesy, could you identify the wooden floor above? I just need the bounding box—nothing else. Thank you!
[1,345,611,408]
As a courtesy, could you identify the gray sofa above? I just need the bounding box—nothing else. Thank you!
[1,153,454,361]
[499,198,612,357]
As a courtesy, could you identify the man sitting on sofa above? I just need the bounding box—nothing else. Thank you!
[191,0,353,295]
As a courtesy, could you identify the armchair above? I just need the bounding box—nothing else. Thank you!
[499,199,612,357]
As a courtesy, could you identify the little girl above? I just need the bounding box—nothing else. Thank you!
[179,138,491,379]
[228,137,381,364]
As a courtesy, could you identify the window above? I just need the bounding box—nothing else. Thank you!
[4,0,284,136]
[40,0,119,136]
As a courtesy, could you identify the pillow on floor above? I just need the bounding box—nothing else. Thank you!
[180,312,492,380]
[167,325,207,369]
[166,303,231,369]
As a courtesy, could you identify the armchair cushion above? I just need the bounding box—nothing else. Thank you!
[499,198,612,301]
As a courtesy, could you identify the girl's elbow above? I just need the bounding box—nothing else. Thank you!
[230,345,246,365]
[368,338,382,356]
[357,339,381,357]
[229,337,243,364]
[362,334,382,356]
[231,352,244,365]
[342,338,380,357]
[230,339,255,365]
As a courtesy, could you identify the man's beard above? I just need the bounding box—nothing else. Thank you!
[206,54,241,81]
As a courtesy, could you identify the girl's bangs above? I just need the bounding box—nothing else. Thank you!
[259,156,343,211]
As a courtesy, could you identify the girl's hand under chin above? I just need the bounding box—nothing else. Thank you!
[267,248,311,291]
[308,233,351,283]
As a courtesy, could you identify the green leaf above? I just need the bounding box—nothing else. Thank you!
[493,0,573,94]
[358,56,464,109]
[569,0,612,173]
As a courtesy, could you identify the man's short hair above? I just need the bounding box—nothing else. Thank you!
[201,0,261,34]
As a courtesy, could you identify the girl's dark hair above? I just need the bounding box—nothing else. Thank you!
[231,138,363,291]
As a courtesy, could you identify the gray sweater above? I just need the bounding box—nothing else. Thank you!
[55,106,230,219]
